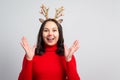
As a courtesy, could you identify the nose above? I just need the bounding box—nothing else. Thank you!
[48,30,53,36]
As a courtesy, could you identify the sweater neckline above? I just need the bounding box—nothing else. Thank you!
[45,44,57,52]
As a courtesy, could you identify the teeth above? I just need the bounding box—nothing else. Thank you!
[47,37,54,40]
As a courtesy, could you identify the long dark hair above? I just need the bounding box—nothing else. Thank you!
[35,19,64,56]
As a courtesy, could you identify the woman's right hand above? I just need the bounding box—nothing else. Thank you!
[20,36,36,60]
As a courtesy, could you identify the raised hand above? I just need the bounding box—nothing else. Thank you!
[64,40,79,62]
[20,36,36,60]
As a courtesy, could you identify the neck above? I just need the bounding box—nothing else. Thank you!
[45,44,57,52]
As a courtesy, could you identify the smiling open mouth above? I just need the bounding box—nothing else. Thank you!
[47,37,55,42]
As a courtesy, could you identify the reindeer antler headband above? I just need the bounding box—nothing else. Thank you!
[39,4,64,23]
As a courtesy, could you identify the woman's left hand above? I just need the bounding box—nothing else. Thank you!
[64,40,80,62]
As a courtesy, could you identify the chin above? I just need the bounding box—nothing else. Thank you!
[46,43,56,46]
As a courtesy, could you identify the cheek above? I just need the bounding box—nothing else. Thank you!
[43,32,47,38]
[55,32,59,39]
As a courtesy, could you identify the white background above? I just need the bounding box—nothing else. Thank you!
[0,0,120,80]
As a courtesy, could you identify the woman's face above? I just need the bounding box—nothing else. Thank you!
[42,21,59,46]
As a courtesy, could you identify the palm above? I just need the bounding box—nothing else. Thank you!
[64,40,79,61]
[20,36,36,60]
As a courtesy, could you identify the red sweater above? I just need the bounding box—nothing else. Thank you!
[18,45,80,80]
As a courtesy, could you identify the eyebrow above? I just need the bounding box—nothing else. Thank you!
[43,28,48,29]
[43,27,58,29]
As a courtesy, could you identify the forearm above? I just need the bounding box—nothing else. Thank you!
[18,55,33,80]
[66,55,80,80]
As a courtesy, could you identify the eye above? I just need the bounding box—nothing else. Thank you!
[53,29,57,32]
[43,29,48,32]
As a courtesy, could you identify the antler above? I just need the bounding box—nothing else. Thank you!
[39,4,64,23]
[40,4,49,19]
[54,6,64,19]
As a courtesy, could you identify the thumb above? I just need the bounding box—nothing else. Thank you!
[64,44,68,57]
[32,44,36,52]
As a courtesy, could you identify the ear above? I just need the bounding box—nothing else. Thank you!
[39,18,45,23]
[57,19,63,23]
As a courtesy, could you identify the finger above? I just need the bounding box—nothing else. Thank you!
[73,42,79,52]
[64,45,67,53]
[64,44,67,50]
[20,41,24,48]
[74,45,79,52]
[20,37,26,49]
[23,37,31,51]
[74,40,79,48]
[70,40,78,49]
[73,40,79,48]
[32,44,36,52]
[22,37,28,47]
[64,44,69,57]
[74,46,79,52]
[21,36,31,52]
[21,37,26,47]
[68,41,77,54]
[33,44,36,48]
[20,41,27,53]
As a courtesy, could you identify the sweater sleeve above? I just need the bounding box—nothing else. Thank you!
[18,55,33,80]
[65,55,80,80]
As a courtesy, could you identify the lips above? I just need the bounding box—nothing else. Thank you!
[46,37,55,42]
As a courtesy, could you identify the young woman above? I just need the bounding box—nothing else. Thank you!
[18,19,80,80]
